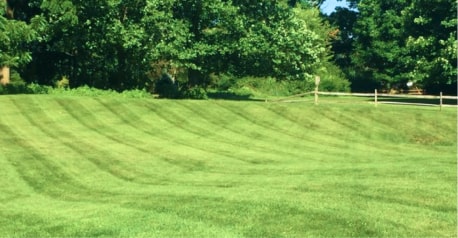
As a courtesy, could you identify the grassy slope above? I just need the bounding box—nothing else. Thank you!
[0,95,456,237]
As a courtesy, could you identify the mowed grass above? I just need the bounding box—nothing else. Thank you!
[0,95,456,237]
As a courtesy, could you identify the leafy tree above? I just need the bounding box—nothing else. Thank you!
[231,0,326,82]
[0,0,38,84]
[153,0,329,88]
[338,0,456,93]
[24,0,81,85]
[350,0,411,91]
[402,0,457,94]
[327,7,357,69]
[29,0,157,90]
[292,4,349,91]
[2,0,342,94]
[169,0,242,86]
[287,0,326,8]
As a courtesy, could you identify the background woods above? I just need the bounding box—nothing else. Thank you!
[0,0,456,96]
[328,0,457,94]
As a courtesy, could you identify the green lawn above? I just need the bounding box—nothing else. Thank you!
[0,95,456,237]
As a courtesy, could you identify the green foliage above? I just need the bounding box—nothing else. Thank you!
[27,83,51,94]
[52,86,117,97]
[0,83,27,94]
[0,15,37,67]
[343,0,457,93]
[402,0,457,94]
[350,0,409,91]
[0,69,28,94]
[0,82,49,95]
[291,6,350,90]
[0,83,152,98]
[9,69,25,85]
[181,86,209,100]
[48,86,153,98]
[230,72,350,98]
[33,0,153,90]
[328,7,358,69]
[229,77,315,97]
[5,0,341,94]
[0,0,353,96]
[232,5,327,81]
[208,73,237,91]
[318,63,351,92]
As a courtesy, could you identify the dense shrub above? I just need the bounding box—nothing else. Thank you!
[155,75,179,98]
[0,83,28,94]
[181,86,208,100]
[317,63,351,92]
[48,85,117,97]
[229,77,316,98]
[319,76,351,92]
[50,86,153,98]
[209,73,237,91]
[27,83,51,94]
[0,83,152,99]
[0,70,30,94]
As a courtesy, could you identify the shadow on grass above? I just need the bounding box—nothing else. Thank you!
[376,97,457,106]
[207,91,265,101]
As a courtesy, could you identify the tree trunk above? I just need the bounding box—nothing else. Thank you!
[5,0,14,19]
[0,66,10,85]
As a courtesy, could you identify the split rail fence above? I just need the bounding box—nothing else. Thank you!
[267,90,458,111]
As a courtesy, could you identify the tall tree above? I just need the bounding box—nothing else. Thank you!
[345,0,456,93]
[230,0,326,81]
[292,3,350,91]
[155,0,328,87]
[32,0,154,90]
[4,0,336,93]
[0,0,37,85]
[328,7,357,69]
[402,0,457,94]
[350,0,410,91]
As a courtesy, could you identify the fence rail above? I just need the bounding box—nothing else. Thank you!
[267,90,458,110]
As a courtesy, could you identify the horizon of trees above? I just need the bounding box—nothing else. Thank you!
[1,0,456,95]
[328,0,457,94]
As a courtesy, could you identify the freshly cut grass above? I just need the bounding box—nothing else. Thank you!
[0,95,456,237]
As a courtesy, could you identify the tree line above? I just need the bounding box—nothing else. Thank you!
[0,0,456,96]
[329,0,456,94]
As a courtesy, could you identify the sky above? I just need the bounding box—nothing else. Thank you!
[320,0,349,15]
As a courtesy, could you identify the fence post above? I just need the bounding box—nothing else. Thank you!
[314,76,320,105]
[440,92,443,111]
[374,89,378,107]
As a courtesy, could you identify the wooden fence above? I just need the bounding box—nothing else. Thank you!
[267,90,458,110]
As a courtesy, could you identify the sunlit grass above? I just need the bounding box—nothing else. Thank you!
[0,95,456,237]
